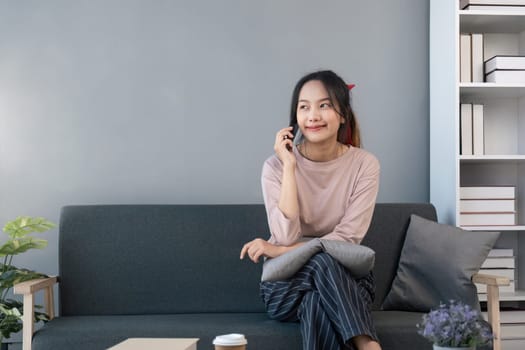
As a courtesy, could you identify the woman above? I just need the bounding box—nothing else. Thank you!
[240,70,381,350]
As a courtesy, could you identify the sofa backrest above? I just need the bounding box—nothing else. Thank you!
[59,205,268,316]
[59,203,436,316]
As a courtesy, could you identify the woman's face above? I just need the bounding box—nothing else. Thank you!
[296,80,344,146]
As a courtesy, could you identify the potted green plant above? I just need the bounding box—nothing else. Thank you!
[417,300,493,350]
[0,216,55,349]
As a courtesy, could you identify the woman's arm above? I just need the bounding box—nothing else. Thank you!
[279,163,299,220]
[261,160,302,246]
[240,239,304,263]
[322,155,380,244]
[240,127,303,263]
[274,126,299,220]
[260,127,302,246]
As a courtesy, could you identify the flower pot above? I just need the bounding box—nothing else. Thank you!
[433,345,475,350]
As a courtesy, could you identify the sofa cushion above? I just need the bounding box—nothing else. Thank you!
[372,311,432,349]
[381,214,499,312]
[32,312,438,350]
[32,313,302,350]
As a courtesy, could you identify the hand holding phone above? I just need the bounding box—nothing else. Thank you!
[275,125,298,167]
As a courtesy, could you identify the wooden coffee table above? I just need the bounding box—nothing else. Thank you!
[108,338,199,350]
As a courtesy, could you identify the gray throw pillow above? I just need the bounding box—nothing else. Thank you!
[320,239,375,278]
[261,238,375,282]
[381,214,500,312]
[261,238,322,282]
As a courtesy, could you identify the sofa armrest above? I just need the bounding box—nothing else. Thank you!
[472,273,510,350]
[472,273,510,287]
[14,276,58,350]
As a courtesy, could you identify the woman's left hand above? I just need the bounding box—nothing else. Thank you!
[240,238,283,263]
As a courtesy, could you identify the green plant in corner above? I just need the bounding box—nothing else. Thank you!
[0,216,55,344]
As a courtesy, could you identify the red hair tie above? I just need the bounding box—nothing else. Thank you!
[347,84,355,90]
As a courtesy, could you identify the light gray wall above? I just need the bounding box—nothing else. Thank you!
[429,0,456,225]
[0,1,429,276]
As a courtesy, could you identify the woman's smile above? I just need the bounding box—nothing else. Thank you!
[305,124,326,132]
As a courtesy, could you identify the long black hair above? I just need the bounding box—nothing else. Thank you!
[289,70,361,147]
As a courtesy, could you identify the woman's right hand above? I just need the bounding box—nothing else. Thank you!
[240,238,305,263]
[274,126,296,167]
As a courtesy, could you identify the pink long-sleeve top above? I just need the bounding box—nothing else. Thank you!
[262,146,380,246]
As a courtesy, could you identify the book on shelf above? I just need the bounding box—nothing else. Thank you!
[460,103,473,155]
[483,308,525,324]
[479,268,515,279]
[485,55,525,73]
[501,323,525,340]
[476,281,515,293]
[460,199,515,212]
[460,186,516,199]
[460,34,472,83]
[463,4,525,11]
[500,339,525,350]
[486,70,525,83]
[481,256,515,268]
[460,0,525,8]
[460,212,516,226]
[472,104,484,155]
[488,248,514,257]
[471,34,484,82]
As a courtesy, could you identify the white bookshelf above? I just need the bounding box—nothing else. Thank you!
[460,155,525,162]
[460,83,525,98]
[431,0,525,305]
[460,11,525,33]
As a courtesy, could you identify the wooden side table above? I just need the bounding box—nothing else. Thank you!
[107,338,199,350]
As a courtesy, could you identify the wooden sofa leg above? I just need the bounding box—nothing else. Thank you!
[22,293,34,350]
[44,286,55,320]
[487,285,501,350]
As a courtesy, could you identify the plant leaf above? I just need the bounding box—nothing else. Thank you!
[0,237,48,256]
[3,216,55,239]
[1,269,48,289]
[0,266,48,290]
[0,300,48,339]
[0,216,53,339]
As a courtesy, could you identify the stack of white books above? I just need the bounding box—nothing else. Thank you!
[461,0,525,12]
[485,55,525,83]
[460,103,484,155]
[460,33,484,83]
[460,186,516,226]
[483,308,525,349]
[477,248,515,294]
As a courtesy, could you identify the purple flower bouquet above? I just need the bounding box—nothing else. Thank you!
[417,300,493,348]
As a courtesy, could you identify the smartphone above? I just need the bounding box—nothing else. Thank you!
[286,123,298,152]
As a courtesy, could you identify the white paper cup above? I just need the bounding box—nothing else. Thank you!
[213,333,247,350]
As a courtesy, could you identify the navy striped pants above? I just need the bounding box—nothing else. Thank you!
[260,252,378,350]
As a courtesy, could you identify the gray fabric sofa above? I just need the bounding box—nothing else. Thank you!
[14,203,473,349]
